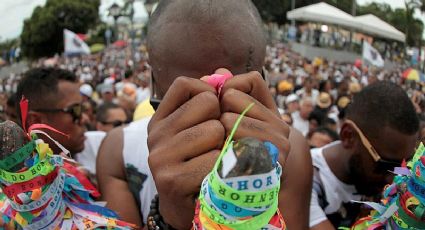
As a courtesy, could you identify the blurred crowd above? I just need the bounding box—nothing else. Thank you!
[1,1,425,228]
[1,42,424,153]
[264,43,425,148]
[0,45,153,126]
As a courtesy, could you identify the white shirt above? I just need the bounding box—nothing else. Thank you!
[76,131,106,174]
[122,117,157,224]
[309,142,362,227]
[291,111,309,136]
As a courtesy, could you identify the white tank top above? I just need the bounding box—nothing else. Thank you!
[122,117,157,224]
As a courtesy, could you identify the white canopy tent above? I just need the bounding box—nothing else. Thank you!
[352,14,405,42]
[287,2,356,29]
[287,2,406,42]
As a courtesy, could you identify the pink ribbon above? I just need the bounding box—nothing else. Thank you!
[205,73,233,95]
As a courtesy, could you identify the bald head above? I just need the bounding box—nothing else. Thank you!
[147,0,266,97]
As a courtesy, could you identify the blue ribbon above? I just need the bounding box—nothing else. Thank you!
[207,183,262,218]
[65,198,118,218]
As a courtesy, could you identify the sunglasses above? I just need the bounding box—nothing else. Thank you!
[345,119,403,172]
[100,120,130,127]
[34,103,83,123]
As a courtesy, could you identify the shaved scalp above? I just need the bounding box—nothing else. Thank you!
[346,81,419,138]
[147,0,267,96]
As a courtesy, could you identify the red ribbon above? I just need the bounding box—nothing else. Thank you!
[63,162,100,198]
[2,168,59,199]
[19,96,70,139]
[19,96,30,139]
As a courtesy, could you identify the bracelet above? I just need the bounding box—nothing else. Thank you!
[147,194,177,230]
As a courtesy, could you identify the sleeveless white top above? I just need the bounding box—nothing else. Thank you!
[122,117,157,224]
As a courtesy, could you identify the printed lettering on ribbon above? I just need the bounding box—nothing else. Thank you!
[0,141,35,170]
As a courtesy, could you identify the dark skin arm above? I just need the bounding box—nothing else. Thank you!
[220,72,311,229]
[96,127,143,227]
[281,127,313,230]
[149,70,310,229]
[148,77,223,230]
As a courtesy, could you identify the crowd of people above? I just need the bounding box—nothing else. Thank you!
[264,44,425,148]
[1,0,425,229]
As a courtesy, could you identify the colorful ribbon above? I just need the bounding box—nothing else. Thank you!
[349,143,425,229]
[193,103,286,230]
[0,121,136,229]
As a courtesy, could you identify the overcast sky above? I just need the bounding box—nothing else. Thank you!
[0,0,424,41]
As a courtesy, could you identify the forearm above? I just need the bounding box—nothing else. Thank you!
[279,128,313,229]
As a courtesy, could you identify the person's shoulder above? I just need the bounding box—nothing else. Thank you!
[99,127,124,153]
[96,126,126,179]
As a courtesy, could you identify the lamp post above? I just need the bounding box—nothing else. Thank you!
[127,0,136,69]
[291,0,295,27]
[349,0,356,51]
[109,3,122,41]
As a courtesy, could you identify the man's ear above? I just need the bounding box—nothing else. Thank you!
[26,111,44,129]
[340,122,356,149]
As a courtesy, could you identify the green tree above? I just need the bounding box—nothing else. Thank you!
[403,0,425,46]
[86,22,109,46]
[357,2,393,21]
[358,2,424,46]
[251,0,288,24]
[20,0,100,59]
[0,38,18,54]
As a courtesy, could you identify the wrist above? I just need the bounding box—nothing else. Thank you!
[147,195,178,230]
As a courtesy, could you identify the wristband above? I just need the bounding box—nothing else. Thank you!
[9,170,65,212]
[203,179,263,219]
[2,167,58,198]
[208,169,279,208]
[0,141,36,170]
[0,155,62,183]
[24,196,64,230]
[222,164,281,192]
[199,189,278,230]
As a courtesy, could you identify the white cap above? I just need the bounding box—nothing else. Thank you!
[80,84,93,97]
[285,94,299,105]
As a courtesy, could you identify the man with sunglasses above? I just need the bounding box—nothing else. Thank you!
[96,102,129,132]
[74,102,130,177]
[97,0,312,229]
[16,68,86,157]
[310,81,419,229]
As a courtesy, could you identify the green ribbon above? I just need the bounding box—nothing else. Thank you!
[0,158,55,183]
[208,169,279,208]
[198,102,282,229]
[199,190,278,230]
[396,198,425,229]
[0,141,36,171]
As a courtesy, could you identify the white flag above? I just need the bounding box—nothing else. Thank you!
[64,29,90,55]
[362,41,384,67]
